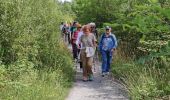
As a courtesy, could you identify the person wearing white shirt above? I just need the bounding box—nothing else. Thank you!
[76,29,84,70]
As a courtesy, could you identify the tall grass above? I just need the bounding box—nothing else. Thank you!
[111,49,170,99]
[0,69,71,100]
[0,0,74,99]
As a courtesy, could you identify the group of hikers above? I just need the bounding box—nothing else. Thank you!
[60,21,117,82]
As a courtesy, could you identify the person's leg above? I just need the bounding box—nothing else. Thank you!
[67,32,69,44]
[64,33,67,42]
[75,44,78,59]
[95,47,99,62]
[78,49,83,69]
[81,51,88,81]
[80,62,83,69]
[101,51,107,73]
[87,57,93,74]
[72,43,78,59]
[72,43,75,59]
[87,57,93,80]
[71,39,74,58]
[106,51,113,72]
[68,33,70,44]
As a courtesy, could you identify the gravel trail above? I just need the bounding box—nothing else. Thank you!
[66,59,129,100]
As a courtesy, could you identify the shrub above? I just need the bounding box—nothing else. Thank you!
[0,0,74,99]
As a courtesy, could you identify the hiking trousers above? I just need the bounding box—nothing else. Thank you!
[72,43,78,59]
[101,50,113,73]
[81,49,93,77]
[78,49,83,69]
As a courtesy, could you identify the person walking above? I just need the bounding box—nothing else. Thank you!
[67,23,72,44]
[98,26,117,77]
[80,25,97,81]
[60,22,64,32]
[76,25,84,70]
[89,22,98,39]
[72,24,81,60]
[70,21,77,39]
[89,22,99,71]
[62,23,70,43]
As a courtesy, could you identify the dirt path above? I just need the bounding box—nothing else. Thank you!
[66,59,129,100]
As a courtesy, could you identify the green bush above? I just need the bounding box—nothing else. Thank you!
[0,0,74,99]
[72,0,170,99]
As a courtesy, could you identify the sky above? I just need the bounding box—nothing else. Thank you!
[60,0,72,2]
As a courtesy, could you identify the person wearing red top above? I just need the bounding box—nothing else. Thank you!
[72,24,81,60]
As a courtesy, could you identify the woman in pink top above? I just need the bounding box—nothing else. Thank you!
[72,24,81,60]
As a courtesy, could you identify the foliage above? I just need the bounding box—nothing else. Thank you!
[72,0,170,99]
[112,51,170,99]
[0,0,74,99]
[107,0,170,99]
[72,0,170,55]
[72,0,122,27]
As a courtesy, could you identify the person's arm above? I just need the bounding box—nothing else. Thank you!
[72,32,76,39]
[76,32,82,48]
[111,34,117,51]
[92,34,97,47]
[76,33,80,45]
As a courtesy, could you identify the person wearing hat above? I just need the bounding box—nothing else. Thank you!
[98,26,117,77]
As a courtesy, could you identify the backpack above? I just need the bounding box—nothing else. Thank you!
[99,33,117,51]
[100,33,115,44]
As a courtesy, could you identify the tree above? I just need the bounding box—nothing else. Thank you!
[72,0,122,27]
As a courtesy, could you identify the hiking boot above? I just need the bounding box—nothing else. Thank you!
[102,73,105,77]
[88,74,93,81]
[106,72,110,75]
[83,77,88,82]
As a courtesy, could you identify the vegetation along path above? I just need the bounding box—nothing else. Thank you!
[66,45,129,100]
